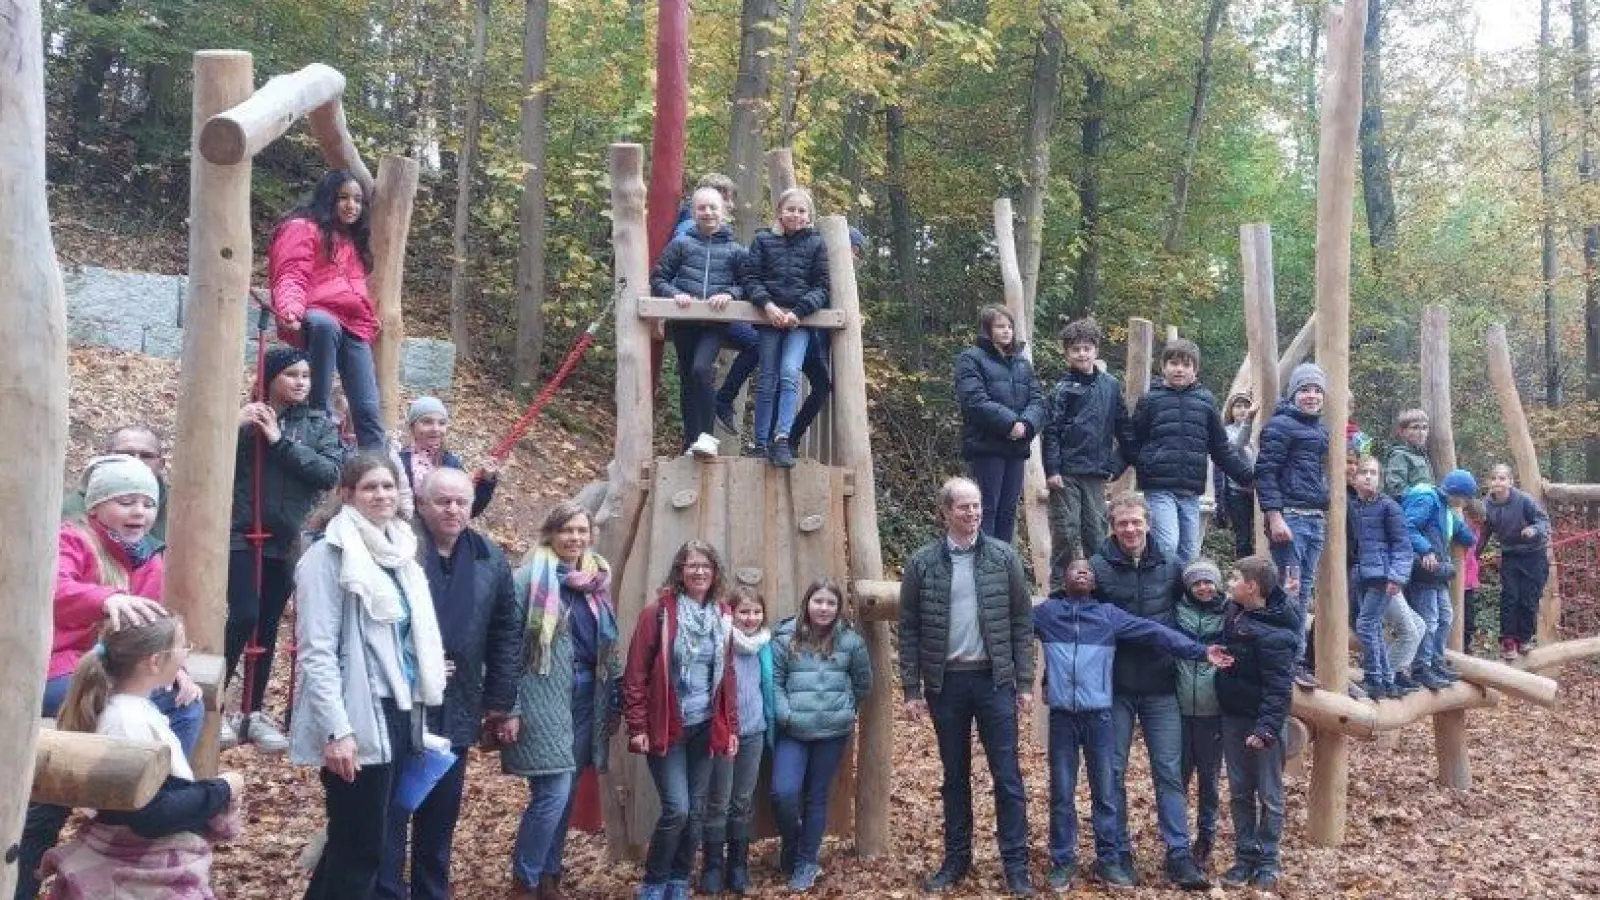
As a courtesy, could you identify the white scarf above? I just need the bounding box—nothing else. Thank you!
[731,627,771,656]
[325,505,446,706]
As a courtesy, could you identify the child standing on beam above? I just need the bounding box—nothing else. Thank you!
[1482,463,1551,659]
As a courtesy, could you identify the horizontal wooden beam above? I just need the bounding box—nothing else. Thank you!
[1443,649,1558,707]
[637,297,847,329]
[854,579,1050,623]
[1542,481,1600,504]
[1516,636,1600,674]
[199,63,347,166]
[32,727,170,811]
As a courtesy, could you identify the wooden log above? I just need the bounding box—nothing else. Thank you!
[199,63,345,166]
[1284,717,1311,759]
[995,199,1053,592]
[367,156,420,433]
[1111,318,1154,496]
[1292,686,1377,739]
[1306,0,1367,848]
[1372,680,1495,729]
[1241,223,1280,553]
[822,215,891,858]
[637,296,845,329]
[1517,635,1600,673]
[305,100,373,198]
[1486,324,1561,645]
[167,49,255,779]
[0,5,71,890]
[1278,314,1317,389]
[31,729,170,811]
[1442,649,1557,707]
[766,148,797,217]
[1542,481,1600,503]
[1420,304,1471,790]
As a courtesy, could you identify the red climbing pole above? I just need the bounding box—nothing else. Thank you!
[646,0,689,389]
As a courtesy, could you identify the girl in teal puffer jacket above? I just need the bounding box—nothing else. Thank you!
[771,578,872,892]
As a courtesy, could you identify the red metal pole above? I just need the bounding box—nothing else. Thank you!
[646,0,690,389]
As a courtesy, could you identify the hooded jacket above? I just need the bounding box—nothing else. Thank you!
[742,227,830,316]
[229,403,342,559]
[771,617,873,741]
[651,224,747,302]
[1034,591,1207,713]
[1346,490,1413,587]
[1384,443,1434,499]
[1215,587,1299,746]
[954,337,1047,460]
[1089,535,1185,696]
[1041,369,1128,479]
[1175,590,1227,717]
[1254,400,1330,512]
[1126,381,1253,496]
[1401,485,1476,584]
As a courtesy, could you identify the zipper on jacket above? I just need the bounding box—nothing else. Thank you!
[701,237,712,299]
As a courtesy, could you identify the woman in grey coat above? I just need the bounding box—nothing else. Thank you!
[502,501,620,899]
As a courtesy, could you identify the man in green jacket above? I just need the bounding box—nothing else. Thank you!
[62,425,170,543]
[899,476,1036,897]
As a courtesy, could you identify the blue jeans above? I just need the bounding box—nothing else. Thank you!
[1046,708,1118,868]
[1179,714,1223,844]
[1408,582,1448,669]
[1110,693,1189,856]
[305,309,384,450]
[719,325,831,444]
[1355,583,1397,683]
[1387,592,1425,671]
[642,720,716,885]
[968,455,1026,544]
[511,770,574,886]
[1427,580,1455,664]
[771,734,849,868]
[1145,492,1201,564]
[545,675,595,877]
[926,670,1030,874]
[707,732,766,843]
[379,749,468,900]
[1268,511,1325,625]
[753,326,811,446]
[1221,716,1285,872]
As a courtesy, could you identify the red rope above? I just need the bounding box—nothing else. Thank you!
[486,296,614,463]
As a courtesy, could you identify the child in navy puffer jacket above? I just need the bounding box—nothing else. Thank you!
[1348,455,1415,699]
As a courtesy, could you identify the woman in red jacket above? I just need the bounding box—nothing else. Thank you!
[268,170,385,450]
[623,541,739,900]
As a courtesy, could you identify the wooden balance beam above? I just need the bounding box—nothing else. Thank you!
[198,62,373,195]
[1292,680,1496,740]
[31,727,170,811]
[1516,636,1600,673]
[636,297,847,329]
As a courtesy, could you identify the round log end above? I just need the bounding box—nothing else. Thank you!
[199,118,247,166]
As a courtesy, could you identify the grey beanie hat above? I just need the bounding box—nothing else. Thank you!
[82,454,160,510]
[1182,558,1222,589]
[1287,362,1328,399]
[407,396,449,428]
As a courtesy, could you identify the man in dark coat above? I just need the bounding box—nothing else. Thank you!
[378,468,524,900]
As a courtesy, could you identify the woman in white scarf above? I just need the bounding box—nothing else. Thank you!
[291,453,446,900]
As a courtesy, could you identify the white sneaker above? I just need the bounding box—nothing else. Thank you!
[689,432,720,459]
[246,711,290,754]
[219,714,239,751]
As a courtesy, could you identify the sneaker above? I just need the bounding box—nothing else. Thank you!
[1093,861,1135,890]
[769,436,796,469]
[1292,666,1320,690]
[1047,864,1075,892]
[635,883,667,900]
[219,714,239,751]
[1393,669,1421,694]
[1251,868,1281,890]
[786,862,820,892]
[1165,852,1209,890]
[920,860,970,893]
[1192,835,1213,871]
[1501,637,1520,662]
[1119,852,1140,885]
[689,432,720,459]
[662,879,690,900]
[715,402,739,436]
[1220,862,1254,888]
[1414,666,1448,690]
[1346,681,1368,701]
[1432,660,1460,683]
[744,444,766,459]
[245,711,290,754]
[1004,869,1035,897]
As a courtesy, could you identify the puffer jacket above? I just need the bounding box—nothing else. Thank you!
[955,337,1047,460]
[229,403,343,559]
[771,617,872,740]
[52,523,164,679]
[1347,491,1412,587]
[1402,484,1475,585]
[1041,369,1127,479]
[1126,381,1252,496]
[1089,535,1185,696]
[1034,593,1206,713]
[743,227,829,316]
[1484,488,1551,557]
[1254,400,1329,512]
[898,534,1035,700]
[1174,592,1226,717]
[1384,443,1434,498]
[423,530,523,750]
[268,217,379,343]
[1216,588,1299,746]
[651,225,747,301]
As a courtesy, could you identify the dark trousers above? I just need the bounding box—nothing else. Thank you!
[672,323,726,451]
[927,669,1029,874]
[771,734,849,868]
[1500,552,1550,644]
[224,549,295,716]
[305,701,416,900]
[1046,708,1117,868]
[377,749,467,900]
[718,326,831,446]
[1047,475,1108,589]
[968,455,1026,544]
[1179,714,1224,843]
[1225,490,1256,558]
[643,720,715,885]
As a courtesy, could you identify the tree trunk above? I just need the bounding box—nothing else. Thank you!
[1305,6,1320,169]
[1019,9,1064,323]
[728,0,781,243]
[448,0,490,360]
[1576,0,1600,481]
[65,0,124,155]
[514,0,552,387]
[778,0,809,145]
[141,62,182,130]
[885,103,917,365]
[1073,69,1105,316]
[1541,0,1562,481]
[1360,0,1397,256]
[1164,0,1229,255]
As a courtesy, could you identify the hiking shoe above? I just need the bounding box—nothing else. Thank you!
[715,403,739,436]
[1165,852,1210,890]
[1251,868,1281,890]
[920,860,970,893]
[1393,669,1421,694]
[662,880,691,900]
[1192,835,1213,871]
[1046,864,1075,892]
[787,862,820,892]
[689,432,720,459]
[219,714,239,751]
[245,711,289,753]
[769,436,796,469]
[1094,861,1135,889]
[1220,862,1254,888]
[1414,666,1448,690]
[1004,869,1035,897]
[1119,852,1140,885]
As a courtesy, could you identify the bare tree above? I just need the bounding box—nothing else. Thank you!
[1163,0,1229,255]
[1019,7,1064,324]
[1360,0,1397,256]
[1577,0,1600,480]
[448,0,491,360]
[778,0,809,144]
[1072,68,1106,315]
[514,0,552,386]
[728,0,781,242]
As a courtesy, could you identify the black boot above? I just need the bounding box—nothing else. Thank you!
[769,435,796,468]
[725,840,750,895]
[699,841,725,895]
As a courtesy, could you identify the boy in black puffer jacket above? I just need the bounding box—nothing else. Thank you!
[1215,555,1297,892]
[1042,318,1127,587]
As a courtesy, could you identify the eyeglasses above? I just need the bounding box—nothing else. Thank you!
[1406,424,1430,431]
[682,563,715,573]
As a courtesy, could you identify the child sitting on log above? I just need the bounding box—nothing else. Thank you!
[42,615,244,900]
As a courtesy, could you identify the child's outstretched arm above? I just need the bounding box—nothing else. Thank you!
[1105,604,1210,662]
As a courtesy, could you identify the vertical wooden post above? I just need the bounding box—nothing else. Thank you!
[367,155,420,434]
[0,3,70,892]
[1111,318,1153,496]
[766,148,797,216]
[1485,324,1561,644]
[1306,0,1367,848]
[995,199,1053,591]
[166,49,254,778]
[1421,304,1471,789]
[1241,224,1281,553]
[597,144,656,857]
[821,215,890,857]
